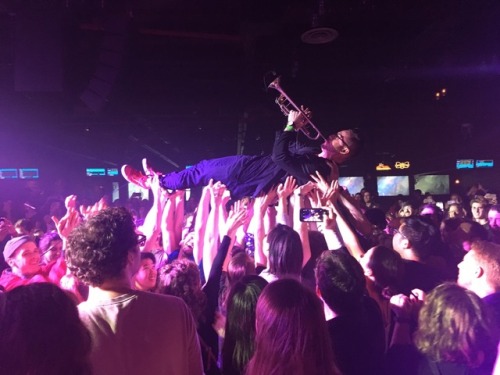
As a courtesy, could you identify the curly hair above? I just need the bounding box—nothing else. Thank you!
[414,282,497,368]
[66,207,137,286]
[0,283,92,375]
[158,258,207,324]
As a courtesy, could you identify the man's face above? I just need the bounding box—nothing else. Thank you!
[42,239,63,264]
[321,130,353,158]
[488,209,500,232]
[457,250,479,289]
[134,258,157,291]
[392,225,407,257]
[8,241,41,277]
[471,203,486,220]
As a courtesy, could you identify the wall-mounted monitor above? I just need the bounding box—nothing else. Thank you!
[338,176,365,195]
[0,168,18,179]
[86,168,106,176]
[19,168,39,179]
[107,168,119,176]
[476,160,493,168]
[414,175,450,195]
[456,159,474,169]
[377,176,409,197]
[128,182,149,200]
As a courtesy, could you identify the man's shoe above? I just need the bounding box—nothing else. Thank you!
[142,158,159,176]
[121,165,150,190]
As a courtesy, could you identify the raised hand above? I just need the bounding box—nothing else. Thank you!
[52,207,81,241]
[80,197,107,221]
[277,176,297,200]
[225,200,248,238]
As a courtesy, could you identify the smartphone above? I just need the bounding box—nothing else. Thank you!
[300,208,326,222]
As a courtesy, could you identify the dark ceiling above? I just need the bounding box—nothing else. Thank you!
[1,0,500,186]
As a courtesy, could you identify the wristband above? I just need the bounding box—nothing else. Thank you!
[284,124,294,132]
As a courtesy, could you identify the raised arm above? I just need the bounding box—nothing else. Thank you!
[291,182,314,267]
[140,174,167,252]
[202,181,226,282]
[192,181,212,264]
[276,176,297,226]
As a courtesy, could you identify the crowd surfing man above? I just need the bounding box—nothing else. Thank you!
[122,110,362,200]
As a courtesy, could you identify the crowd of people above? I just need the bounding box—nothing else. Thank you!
[1,110,500,375]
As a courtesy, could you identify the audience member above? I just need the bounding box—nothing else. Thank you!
[0,283,92,375]
[470,196,489,228]
[0,235,65,291]
[222,275,268,375]
[457,240,500,328]
[66,207,203,375]
[245,278,340,375]
[392,217,448,293]
[316,250,386,374]
[387,283,497,375]
[133,252,158,292]
[487,204,500,244]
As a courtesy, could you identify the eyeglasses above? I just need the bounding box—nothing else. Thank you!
[137,234,146,247]
[333,132,350,151]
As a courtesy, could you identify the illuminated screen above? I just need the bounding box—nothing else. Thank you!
[0,168,18,179]
[128,182,149,200]
[414,175,450,195]
[377,176,409,196]
[338,176,365,195]
[476,160,493,168]
[19,168,39,179]
[456,159,474,169]
[86,168,106,176]
[107,168,119,176]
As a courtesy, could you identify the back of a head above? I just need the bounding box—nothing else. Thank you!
[0,283,91,375]
[415,282,497,370]
[227,251,256,285]
[158,258,206,323]
[401,216,438,260]
[267,224,303,278]
[246,278,338,375]
[367,246,403,296]
[315,250,366,315]
[470,241,500,289]
[66,207,137,287]
[223,275,268,375]
[365,208,387,231]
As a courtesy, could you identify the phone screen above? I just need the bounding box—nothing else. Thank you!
[300,208,325,222]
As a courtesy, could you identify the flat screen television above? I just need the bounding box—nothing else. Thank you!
[19,168,39,179]
[0,168,18,179]
[86,168,106,176]
[456,159,474,169]
[338,176,365,195]
[377,176,409,196]
[127,182,149,200]
[107,168,119,176]
[414,175,450,195]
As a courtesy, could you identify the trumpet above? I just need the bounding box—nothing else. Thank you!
[268,76,326,141]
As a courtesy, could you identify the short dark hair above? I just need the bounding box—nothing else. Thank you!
[400,217,437,260]
[315,250,366,315]
[66,207,137,287]
[140,252,156,264]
